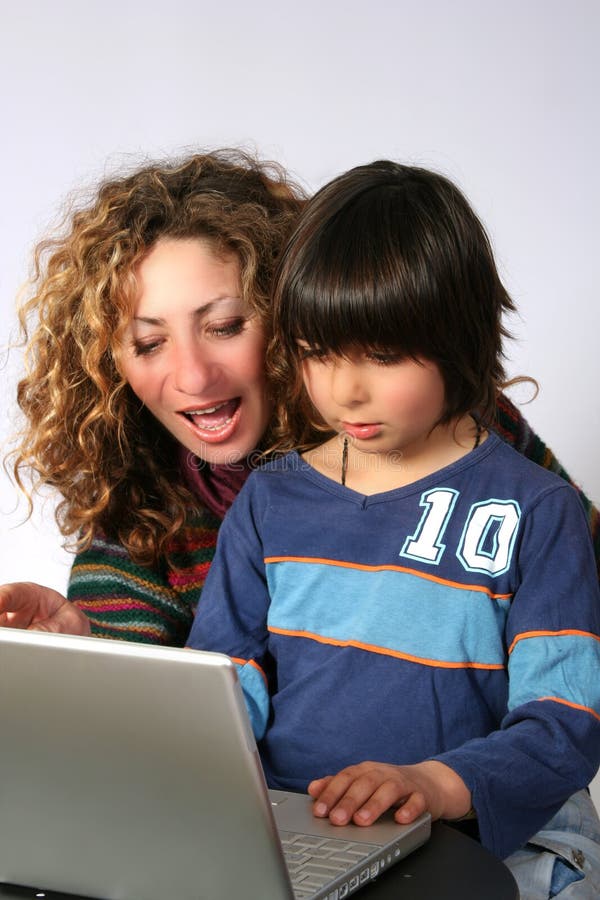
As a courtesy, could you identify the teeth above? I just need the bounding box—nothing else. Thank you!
[185,402,228,416]
[197,417,233,432]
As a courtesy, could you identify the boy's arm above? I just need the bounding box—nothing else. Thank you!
[186,476,272,738]
[437,485,600,857]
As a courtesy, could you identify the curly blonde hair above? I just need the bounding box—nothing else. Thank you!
[11,149,305,564]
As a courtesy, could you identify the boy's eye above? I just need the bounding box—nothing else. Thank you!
[366,350,405,366]
[297,344,329,362]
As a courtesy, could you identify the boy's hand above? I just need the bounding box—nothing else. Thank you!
[308,760,471,827]
[0,582,91,635]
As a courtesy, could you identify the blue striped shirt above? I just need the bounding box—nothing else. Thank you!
[188,434,600,859]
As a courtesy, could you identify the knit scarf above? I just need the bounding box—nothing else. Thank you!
[178,445,253,520]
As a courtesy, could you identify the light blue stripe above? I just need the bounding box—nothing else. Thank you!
[235,661,270,739]
[509,633,600,715]
[265,560,510,666]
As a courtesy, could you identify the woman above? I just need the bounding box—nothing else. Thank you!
[2,150,303,640]
[1,149,598,642]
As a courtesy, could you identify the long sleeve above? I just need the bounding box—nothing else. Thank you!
[67,514,221,646]
[186,480,272,737]
[434,483,600,858]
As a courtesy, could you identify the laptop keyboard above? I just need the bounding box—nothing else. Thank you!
[280,830,380,899]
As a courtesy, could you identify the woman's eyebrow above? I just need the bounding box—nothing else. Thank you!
[133,296,242,326]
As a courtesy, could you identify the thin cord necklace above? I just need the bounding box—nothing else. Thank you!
[341,436,349,486]
[341,419,483,487]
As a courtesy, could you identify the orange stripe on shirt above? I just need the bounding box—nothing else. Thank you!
[539,696,600,723]
[263,555,513,601]
[268,625,505,671]
[231,656,268,685]
[508,629,600,656]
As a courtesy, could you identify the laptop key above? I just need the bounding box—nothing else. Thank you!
[300,863,346,879]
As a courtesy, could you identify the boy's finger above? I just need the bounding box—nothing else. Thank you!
[326,773,406,826]
[351,781,410,826]
[307,776,332,798]
[311,769,358,817]
[394,791,428,824]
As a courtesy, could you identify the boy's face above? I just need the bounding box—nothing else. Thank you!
[299,346,447,459]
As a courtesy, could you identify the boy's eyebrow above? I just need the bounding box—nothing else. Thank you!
[132,297,242,326]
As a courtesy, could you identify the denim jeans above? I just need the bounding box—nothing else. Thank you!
[504,790,600,899]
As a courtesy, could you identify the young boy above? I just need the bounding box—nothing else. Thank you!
[187,161,600,895]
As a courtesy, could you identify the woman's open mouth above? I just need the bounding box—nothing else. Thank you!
[179,398,242,443]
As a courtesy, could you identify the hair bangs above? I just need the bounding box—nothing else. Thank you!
[279,183,438,361]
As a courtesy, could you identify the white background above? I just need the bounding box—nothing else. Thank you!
[1,1,599,807]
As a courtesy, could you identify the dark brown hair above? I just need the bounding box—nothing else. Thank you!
[269,160,517,451]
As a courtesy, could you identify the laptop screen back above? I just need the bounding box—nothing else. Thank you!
[0,627,293,900]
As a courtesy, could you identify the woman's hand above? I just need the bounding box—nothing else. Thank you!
[308,759,471,827]
[0,582,91,636]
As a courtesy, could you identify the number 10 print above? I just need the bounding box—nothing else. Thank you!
[400,488,521,577]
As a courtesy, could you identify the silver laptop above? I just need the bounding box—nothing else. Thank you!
[0,626,430,900]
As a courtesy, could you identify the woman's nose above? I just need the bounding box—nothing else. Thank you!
[172,342,219,395]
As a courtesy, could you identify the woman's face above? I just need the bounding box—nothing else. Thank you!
[120,238,271,466]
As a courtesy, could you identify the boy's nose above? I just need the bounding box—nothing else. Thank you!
[330,359,369,407]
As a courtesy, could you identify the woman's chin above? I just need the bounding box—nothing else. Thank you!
[178,431,259,468]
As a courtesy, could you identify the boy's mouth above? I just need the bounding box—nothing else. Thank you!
[342,421,382,440]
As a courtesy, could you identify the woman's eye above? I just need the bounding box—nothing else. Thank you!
[132,339,163,357]
[207,318,247,338]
